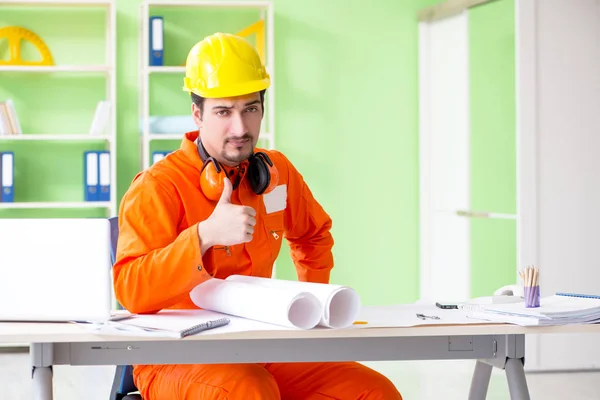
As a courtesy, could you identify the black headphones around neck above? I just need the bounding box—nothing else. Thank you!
[196,138,279,201]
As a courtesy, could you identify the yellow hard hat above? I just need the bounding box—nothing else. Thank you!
[183,32,270,98]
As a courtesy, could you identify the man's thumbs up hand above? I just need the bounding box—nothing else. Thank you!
[198,178,257,251]
[217,175,233,205]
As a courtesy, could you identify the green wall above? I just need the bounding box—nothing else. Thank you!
[469,0,517,297]
[267,0,422,305]
[0,0,516,306]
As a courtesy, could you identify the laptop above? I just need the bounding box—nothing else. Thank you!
[0,218,113,322]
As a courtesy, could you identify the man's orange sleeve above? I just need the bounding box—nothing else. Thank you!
[113,172,212,314]
[279,152,334,284]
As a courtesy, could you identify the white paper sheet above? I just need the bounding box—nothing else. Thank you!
[80,304,503,338]
[225,275,361,328]
[81,309,289,337]
[83,309,231,338]
[189,278,322,329]
[351,304,497,328]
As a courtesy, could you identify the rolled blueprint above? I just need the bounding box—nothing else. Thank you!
[189,278,322,329]
[225,275,361,329]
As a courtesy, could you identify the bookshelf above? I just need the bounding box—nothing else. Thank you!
[138,0,275,170]
[0,0,117,217]
[0,65,111,73]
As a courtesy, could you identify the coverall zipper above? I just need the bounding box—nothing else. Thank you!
[214,246,231,256]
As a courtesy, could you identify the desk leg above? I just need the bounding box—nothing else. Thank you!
[468,335,530,400]
[32,366,53,400]
[31,343,54,400]
[468,360,493,400]
[505,358,530,400]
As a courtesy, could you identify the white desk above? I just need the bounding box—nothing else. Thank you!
[3,322,600,400]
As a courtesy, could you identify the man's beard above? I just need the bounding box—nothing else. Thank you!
[221,134,253,163]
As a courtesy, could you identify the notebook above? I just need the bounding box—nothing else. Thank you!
[96,309,231,338]
[556,292,600,300]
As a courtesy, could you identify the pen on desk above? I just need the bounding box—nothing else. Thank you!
[109,314,135,322]
[181,317,231,338]
[416,313,440,320]
[353,321,368,325]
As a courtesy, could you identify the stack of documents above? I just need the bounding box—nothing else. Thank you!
[469,293,600,326]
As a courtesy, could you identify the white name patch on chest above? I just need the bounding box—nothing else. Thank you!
[263,184,287,214]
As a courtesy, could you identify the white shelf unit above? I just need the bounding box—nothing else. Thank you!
[0,65,111,73]
[138,0,275,170]
[0,201,111,209]
[0,134,111,141]
[0,0,117,216]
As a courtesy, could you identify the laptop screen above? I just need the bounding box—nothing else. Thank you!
[0,218,113,322]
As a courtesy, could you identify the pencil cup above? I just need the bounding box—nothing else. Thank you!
[524,285,540,308]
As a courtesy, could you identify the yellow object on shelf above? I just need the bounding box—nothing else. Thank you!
[178,20,266,67]
[0,26,54,66]
[236,20,265,64]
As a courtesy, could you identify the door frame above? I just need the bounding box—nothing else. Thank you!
[515,0,540,370]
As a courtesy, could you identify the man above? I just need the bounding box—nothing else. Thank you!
[114,32,402,400]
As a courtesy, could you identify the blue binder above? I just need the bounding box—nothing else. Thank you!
[98,150,110,202]
[84,151,99,201]
[149,16,164,66]
[152,151,170,164]
[1,151,14,202]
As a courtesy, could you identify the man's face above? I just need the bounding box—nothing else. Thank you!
[192,92,263,167]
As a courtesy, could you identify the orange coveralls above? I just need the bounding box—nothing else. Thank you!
[114,131,402,399]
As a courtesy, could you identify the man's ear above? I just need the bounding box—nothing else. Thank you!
[192,103,203,129]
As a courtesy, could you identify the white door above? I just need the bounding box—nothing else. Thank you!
[516,0,600,371]
[419,2,517,305]
[419,11,472,303]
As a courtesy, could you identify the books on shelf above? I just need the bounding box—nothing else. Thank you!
[84,150,110,202]
[0,99,110,138]
[0,152,14,202]
[0,100,22,136]
[152,151,170,164]
[149,16,164,66]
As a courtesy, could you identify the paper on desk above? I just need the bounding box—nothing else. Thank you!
[189,278,322,329]
[81,304,495,338]
[469,295,600,326]
[225,275,361,328]
[351,304,496,328]
[82,309,290,338]
[84,309,231,338]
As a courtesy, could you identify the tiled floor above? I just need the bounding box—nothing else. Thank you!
[1,349,598,399]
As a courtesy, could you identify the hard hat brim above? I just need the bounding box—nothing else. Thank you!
[183,77,270,99]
